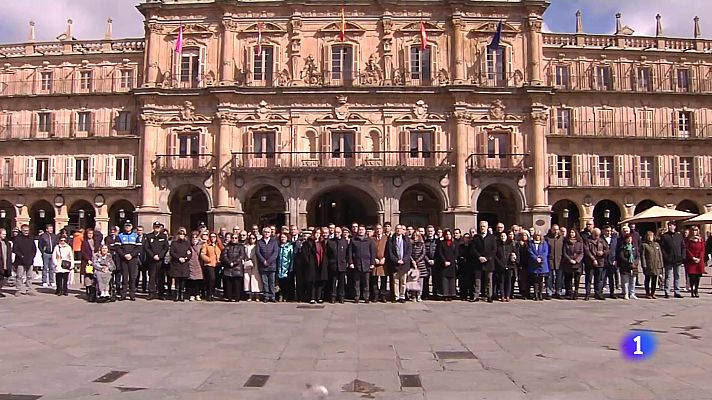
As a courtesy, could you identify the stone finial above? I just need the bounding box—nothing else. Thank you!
[105,17,113,40]
[615,13,622,35]
[28,21,36,42]
[694,16,701,39]
[575,10,583,34]
[66,19,73,39]
[656,14,663,37]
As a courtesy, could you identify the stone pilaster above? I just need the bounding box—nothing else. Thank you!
[526,16,544,85]
[451,14,466,84]
[221,20,238,83]
[524,108,551,230]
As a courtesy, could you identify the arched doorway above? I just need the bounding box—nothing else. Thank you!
[307,186,379,227]
[30,200,56,235]
[0,200,16,233]
[593,199,621,228]
[69,200,96,231]
[169,185,210,232]
[551,199,580,230]
[109,200,136,229]
[244,186,286,229]
[634,200,659,235]
[676,199,700,215]
[400,185,443,228]
[477,184,519,228]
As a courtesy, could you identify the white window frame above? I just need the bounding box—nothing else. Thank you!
[678,111,692,138]
[77,112,91,132]
[595,66,612,90]
[598,156,613,185]
[409,130,433,158]
[119,69,133,89]
[80,70,93,91]
[679,157,692,186]
[331,131,355,159]
[556,108,572,135]
[40,71,52,92]
[555,65,570,88]
[253,131,276,159]
[38,113,51,133]
[556,155,572,180]
[35,158,49,186]
[74,157,89,183]
[115,157,131,182]
[640,157,653,185]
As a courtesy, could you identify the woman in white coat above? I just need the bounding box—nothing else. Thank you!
[242,233,262,301]
[52,236,74,296]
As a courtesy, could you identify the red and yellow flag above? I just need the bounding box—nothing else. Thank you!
[339,7,346,42]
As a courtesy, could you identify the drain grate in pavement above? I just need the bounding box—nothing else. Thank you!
[0,395,43,400]
[296,305,325,309]
[434,351,476,360]
[93,371,129,383]
[115,387,146,393]
[399,374,422,388]
[244,375,270,388]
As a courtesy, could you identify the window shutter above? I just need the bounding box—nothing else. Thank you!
[671,156,680,186]
[49,157,56,187]
[431,45,438,84]
[655,155,665,187]
[245,46,254,84]
[507,46,514,84]
[63,157,72,187]
[693,156,704,187]
[108,155,116,186]
[403,45,411,80]
[129,156,135,185]
[573,154,583,186]
[353,44,361,85]
[168,130,177,154]
[274,44,282,82]
[89,155,96,186]
[632,155,641,186]
[547,154,558,186]
[25,157,34,187]
[199,129,209,154]
[199,47,207,86]
[614,155,625,187]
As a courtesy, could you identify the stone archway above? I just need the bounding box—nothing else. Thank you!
[400,184,444,228]
[634,199,659,235]
[593,199,622,228]
[244,185,287,229]
[109,200,137,229]
[551,199,580,230]
[476,184,520,228]
[30,200,56,235]
[0,200,16,233]
[676,199,700,215]
[169,184,210,232]
[69,200,96,231]
[307,185,379,227]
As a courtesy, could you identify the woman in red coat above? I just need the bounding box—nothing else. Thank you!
[684,226,706,298]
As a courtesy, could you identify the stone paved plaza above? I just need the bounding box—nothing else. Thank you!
[0,281,711,400]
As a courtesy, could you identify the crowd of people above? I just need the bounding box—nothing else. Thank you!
[0,218,711,303]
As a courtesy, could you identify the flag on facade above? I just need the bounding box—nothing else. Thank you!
[257,22,263,56]
[175,24,184,54]
[339,7,346,41]
[420,21,428,50]
[488,21,503,50]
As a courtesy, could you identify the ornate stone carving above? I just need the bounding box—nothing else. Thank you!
[489,100,506,120]
[160,71,172,88]
[435,69,450,86]
[257,100,269,119]
[222,20,240,32]
[530,111,549,125]
[392,68,404,86]
[334,96,349,120]
[361,54,383,85]
[147,22,164,34]
[276,69,291,86]
[414,100,428,119]
[140,113,165,126]
[527,18,543,32]
[216,111,240,125]
[180,101,196,121]
[301,55,322,85]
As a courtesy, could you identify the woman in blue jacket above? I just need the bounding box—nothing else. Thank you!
[528,231,550,301]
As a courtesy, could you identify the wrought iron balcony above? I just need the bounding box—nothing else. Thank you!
[154,154,214,175]
[547,171,710,189]
[546,74,712,94]
[467,153,529,174]
[0,122,137,140]
[0,77,136,97]
[549,121,711,139]
[4,172,134,190]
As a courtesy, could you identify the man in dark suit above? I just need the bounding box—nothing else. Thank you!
[471,221,497,302]
[0,228,11,297]
[13,224,37,296]
[327,227,350,303]
[602,225,619,299]
[386,224,412,303]
[144,222,169,300]
[256,226,280,302]
[349,225,376,304]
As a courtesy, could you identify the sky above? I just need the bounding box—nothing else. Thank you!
[0,0,709,43]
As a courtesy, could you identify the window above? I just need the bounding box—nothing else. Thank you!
[75,158,89,181]
[487,133,509,159]
[119,70,133,89]
[180,49,200,85]
[595,66,612,90]
[38,113,51,133]
[116,111,132,132]
[35,158,49,182]
[253,46,274,83]
[637,67,652,91]
[678,111,693,138]
[556,108,571,134]
[555,65,570,88]
[599,156,613,182]
[115,157,131,181]
[80,71,92,91]
[40,72,52,92]
[178,134,199,157]
[486,47,506,85]
[676,69,690,92]
[331,45,353,83]
[556,155,572,179]
[640,157,653,182]
[409,130,432,158]
[331,131,355,158]
[679,157,692,185]
[597,109,614,136]
[77,112,91,132]
[637,110,653,137]
[410,46,431,84]
[253,131,276,159]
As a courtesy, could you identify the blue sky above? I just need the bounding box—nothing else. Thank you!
[0,0,709,43]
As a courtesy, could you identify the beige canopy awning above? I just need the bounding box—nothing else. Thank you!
[621,206,696,224]
[681,211,712,225]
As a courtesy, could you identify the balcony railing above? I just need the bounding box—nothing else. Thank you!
[467,153,529,173]
[547,74,712,94]
[547,171,709,189]
[0,77,137,97]
[0,122,137,140]
[154,154,214,174]
[6,172,134,190]
[550,121,711,139]
[232,151,451,171]
[543,33,711,51]
[0,38,144,58]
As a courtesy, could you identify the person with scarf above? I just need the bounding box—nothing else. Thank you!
[242,233,261,301]
[92,244,116,298]
[684,226,706,298]
[199,232,221,302]
[436,230,458,301]
[583,228,608,301]
[640,230,663,299]
[169,228,191,302]
[222,233,246,302]
[302,229,328,304]
[494,231,516,302]
[527,232,549,301]
[410,232,428,302]
[616,234,638,300]
[187,233,204,301]
[516,231,531,299]
[276,233,294,302]
[561,229,584,300]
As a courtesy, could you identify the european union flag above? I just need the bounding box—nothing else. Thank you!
[488,21,503,51]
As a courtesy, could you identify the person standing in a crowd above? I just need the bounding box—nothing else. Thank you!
[660,221,686,299]
[302,229,327,304]
[144,222,169,301]
[349,225,375,304]
[546,225,565,300]
[52,235,74,296]
[200,232,221,302]
[242,233,261,301]
[116,222,141,301]
[617,234,638,300]
[387,225,413,303]
[684,226,705,298]
[80,228,101,285]
[516,230,531,299]
[494,231,516,302]
[169,228,191,302]
[370,224,389,303]
[472,221,497,303]
[0,228,11,296]
[528,231,549,301]
[410,232,427,302]
[580,221,594,243]
[561,229,584,300]
[423,225,438,300]
[583,228,608,301]
[458,233,474,301]
[640,230,663,299]
[436,230,458,302]
[134,226,147,294]
[92,244,116,299]
[256,227,279,303]
[38,224,57,288]
[105,226,122,296]
[187,233,204,302]
[13,224,37,297]
[327,227,349,303]
[276,233,294,302]
[602,225,619,299]
[222,233,245,302]
[72,228,84,267]
[289,226,305,302]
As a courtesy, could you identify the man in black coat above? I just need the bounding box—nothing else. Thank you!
[349,225,376,304]
[12,224,37,296]
[256,227,280,302]
[144,222,169,300]
[38,224,58,288]
[289,225,306,302]
[0,228,11,296]
[386,224,413,303]
[327,227,350,303]
[470,221,497,302]
[423,225,438,299]
[660,221,686,299]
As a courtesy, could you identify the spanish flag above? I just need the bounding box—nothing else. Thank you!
[339,7,346,42]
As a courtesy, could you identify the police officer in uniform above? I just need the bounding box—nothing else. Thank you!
[116,222,141,301]
[144,222,169,300]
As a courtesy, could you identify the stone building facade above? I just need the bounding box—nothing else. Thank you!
[0,0,711,234]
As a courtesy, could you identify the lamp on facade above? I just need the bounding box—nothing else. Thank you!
[186,194,192,202]
[119,209,125,220]
[260,195,267,203]
[562,209,570,219]
[417,194,424,202]
[493,193,500,202]
[604,209,611,219]
[331,202,337,208]
[0,209,5,219]
[39,209,46,219]
[79,209,86,219]
[53,195,64,208]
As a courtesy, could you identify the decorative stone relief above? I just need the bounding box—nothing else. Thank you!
[301,55,322,85]
[361,54,383,85]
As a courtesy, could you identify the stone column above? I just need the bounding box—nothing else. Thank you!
[94,205,109,234]
[144,23,161,87]
[449,111,475,230]
[452,15,465,84]
[212,113,240,229]
[55,205,69,232]
[221,21,236,83]
[525,110,551,229]
[14,205,29,230]
[527,16,544,85]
